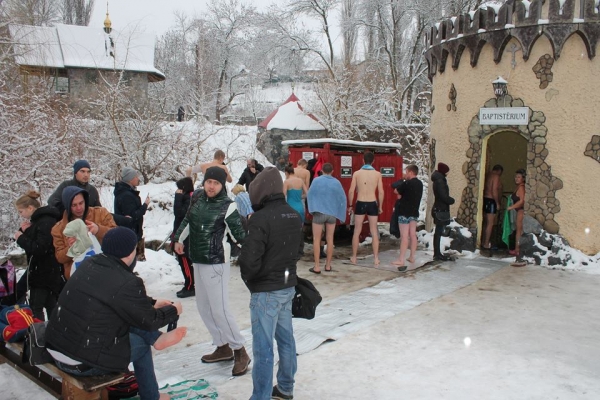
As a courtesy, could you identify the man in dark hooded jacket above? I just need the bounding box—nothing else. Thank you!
[431,162,455,261]
[51,186,116,278]
[239,166,301,400]
[114,167,150,261]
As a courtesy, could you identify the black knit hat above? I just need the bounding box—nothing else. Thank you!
[73,160,91,175]
[203,166,227,187]
[437,162,450,175]
[101,227,138,258]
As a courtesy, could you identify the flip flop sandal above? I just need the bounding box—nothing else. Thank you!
[309,267,321,274]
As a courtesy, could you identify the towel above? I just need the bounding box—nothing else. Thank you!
[307,175,347,222]
[502,195,516,247]
[64,219,93,258]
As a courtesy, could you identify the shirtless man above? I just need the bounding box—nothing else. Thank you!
[482,164,503,249]
[348,152,384,265]
[294,159,311,189]
[185,149,233,183]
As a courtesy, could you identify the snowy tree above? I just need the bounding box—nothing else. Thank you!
[61,0,94,26]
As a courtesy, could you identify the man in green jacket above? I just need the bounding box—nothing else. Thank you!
[173,167,250,376]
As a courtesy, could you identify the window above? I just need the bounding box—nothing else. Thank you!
[55,76,69,93]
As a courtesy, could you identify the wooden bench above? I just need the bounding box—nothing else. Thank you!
[0,341,128,400]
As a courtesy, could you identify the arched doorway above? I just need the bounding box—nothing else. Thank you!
[476,131,528,248]
[456,96,564,248]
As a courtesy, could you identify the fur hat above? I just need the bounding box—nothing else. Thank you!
[101,227,138,258]
[121,167,139,183]
[437,163,450,175]
[232,184,246,196]
[73,160,91,175]
[203,166,227,188]
[249,167,282,208]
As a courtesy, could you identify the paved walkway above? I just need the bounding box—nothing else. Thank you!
[153,254,507,389]
[216,258,600,399]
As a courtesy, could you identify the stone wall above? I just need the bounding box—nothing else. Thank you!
[67,69,149,117]
[257,128,328,164]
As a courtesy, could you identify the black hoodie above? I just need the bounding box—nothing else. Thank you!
[16,206,63,293]
[114,181,147,240]
[431,170,455,212]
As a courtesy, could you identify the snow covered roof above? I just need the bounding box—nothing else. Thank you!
[259,93,326,131]
[9,24,164,81]
[282,138,402,149]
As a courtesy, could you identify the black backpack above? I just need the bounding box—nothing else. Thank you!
[292,277,322,320]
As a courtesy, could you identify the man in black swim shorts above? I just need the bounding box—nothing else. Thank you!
[354,200,379,216]
[482,164,503,249]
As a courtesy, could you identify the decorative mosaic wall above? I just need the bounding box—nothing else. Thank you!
[584,135,600,163]
[532,54,555,89]
[447,84,457,111]
[456,95,564,234]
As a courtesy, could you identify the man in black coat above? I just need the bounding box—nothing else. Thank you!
[48,160,102,214]
[114,167,150,261]
[237,159,264,191]
[239,167,301,400]
[432,162,455,261]
[46,227,185,400]
[391,164,423,271]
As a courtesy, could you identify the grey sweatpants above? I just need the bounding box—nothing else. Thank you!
[193,262,245,350]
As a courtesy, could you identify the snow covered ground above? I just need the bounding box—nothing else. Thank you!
[2,120,599,398]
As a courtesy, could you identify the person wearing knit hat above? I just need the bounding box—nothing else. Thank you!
[47,159,102,214]
[203,166,228,190]
[73,160,91,175]
[101,227,138,258]
[47,224,186,400]
[114,167,150,262]
[239,166,302,400]
[431,161,455,261]
[437,162,450,175]
[173,165,250,376]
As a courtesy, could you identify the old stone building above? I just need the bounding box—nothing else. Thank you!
[9,23,164,117]
[424,0,599,254]
[257,93,328,164]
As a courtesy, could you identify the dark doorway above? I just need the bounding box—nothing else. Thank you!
[477,130,527,248]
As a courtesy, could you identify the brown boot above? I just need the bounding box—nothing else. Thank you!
[232,346,251,376]
[136,238,146,261]
[201,344,234,363]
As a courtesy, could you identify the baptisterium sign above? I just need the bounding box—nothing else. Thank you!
[479,107,529,125]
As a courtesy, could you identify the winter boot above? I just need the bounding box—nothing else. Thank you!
[201,344,234,363]
[232,346,251,376]
[136,238,146,261]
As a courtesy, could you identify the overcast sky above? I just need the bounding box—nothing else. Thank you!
[89,0,281,37]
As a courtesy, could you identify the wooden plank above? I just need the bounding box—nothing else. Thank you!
[0,341,126,396]
[0,342,61,398]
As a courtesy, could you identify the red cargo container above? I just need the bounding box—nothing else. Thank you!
[283,139,403,237]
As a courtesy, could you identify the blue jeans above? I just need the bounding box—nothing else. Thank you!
[54,328,161,400]
[250,287,297,400]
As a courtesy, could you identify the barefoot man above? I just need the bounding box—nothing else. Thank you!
[294,159,311,189]
[391,165,423,272]
[348,152,384,265]
[482,164,503,249]
[186,149,233,183]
